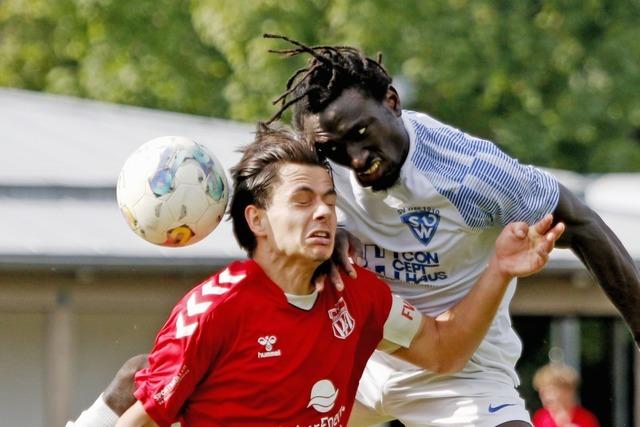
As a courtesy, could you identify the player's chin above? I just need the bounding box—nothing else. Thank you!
[306,245,334,262]
[370,165,402,192]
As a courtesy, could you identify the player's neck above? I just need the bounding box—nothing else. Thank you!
[252,247,317,295]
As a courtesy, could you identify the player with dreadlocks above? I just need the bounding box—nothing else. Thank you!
[265,34,640,427]
[67,126,565,427]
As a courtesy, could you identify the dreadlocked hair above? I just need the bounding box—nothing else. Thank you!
[265,34,392,130]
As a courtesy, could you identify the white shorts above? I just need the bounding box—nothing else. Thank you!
[349,352,531,427]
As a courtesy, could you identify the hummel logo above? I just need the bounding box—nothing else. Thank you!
[258,336,276,351]
[257,335,281,358]
[488,403,516,413]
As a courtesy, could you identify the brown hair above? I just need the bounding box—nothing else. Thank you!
[229,123,330,256]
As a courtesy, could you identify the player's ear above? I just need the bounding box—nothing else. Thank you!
[245,205,268,237]
[384,86,402,117]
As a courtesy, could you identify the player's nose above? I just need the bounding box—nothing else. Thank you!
[347,145,369,170]
[313,200,333,220]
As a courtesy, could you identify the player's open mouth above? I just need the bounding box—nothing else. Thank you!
[359,159,381,177]
[356,158,386,186]
[309,231,331,239]
[307,230,333,245]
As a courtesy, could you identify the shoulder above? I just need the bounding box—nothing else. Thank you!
[402,110,448,130]
[574,406,600,426]
[351,265,388,283]
[158,261,258,343]
[403,110,490,156]
[402,110,506,187]
[531,408,552,424]
[403,111,559,227]
[345,266,391,296]
[343,267,394,330]
[176,261,255,320]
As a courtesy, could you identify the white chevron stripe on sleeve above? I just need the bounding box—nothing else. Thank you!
[202,281,230,296]
[218,269,246,284]
[187,293,212,316]
[175,313,198,339]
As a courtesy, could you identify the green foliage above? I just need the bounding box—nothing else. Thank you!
[0,0,231,116]
[190,0,332,120]
[1,0,639,171]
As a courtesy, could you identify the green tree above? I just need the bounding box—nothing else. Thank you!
[190,0,333,120]
[2,0,639,172]
[190,0,640,172]
[0,0,231,116]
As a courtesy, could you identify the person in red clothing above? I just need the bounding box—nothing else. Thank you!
[532,362,599,427]
[115,125,563,427]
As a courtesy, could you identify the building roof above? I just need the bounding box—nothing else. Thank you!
[0,88,253,187]
[0,88,251,268]
[1,88,638,270]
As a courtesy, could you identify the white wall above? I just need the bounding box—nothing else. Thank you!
[0,270,204,426]
[0,312,47,427]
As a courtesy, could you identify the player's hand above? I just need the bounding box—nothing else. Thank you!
[492,214,565,279]
[103,354,149,415]
[314,228,364,292]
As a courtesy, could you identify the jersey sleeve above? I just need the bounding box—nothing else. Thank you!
[133,280,230,427]
[350,267,394,332]
[463,144,559,227]
[408,118,560,229]
[378,294,422,353]
[349,267,421,353]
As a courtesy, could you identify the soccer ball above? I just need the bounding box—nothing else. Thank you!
[117,136,228,247]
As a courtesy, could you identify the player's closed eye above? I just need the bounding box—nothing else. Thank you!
[323,195,337,207]
[291,193,313,206]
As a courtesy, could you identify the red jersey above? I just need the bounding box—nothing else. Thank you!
[532,406,600,427]
[134,259,393,426]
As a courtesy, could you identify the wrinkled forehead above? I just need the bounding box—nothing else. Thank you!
[273,162,334,193]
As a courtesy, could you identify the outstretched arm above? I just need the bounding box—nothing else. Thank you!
[66,354,148,427]
[104,354,149,416]
[554,183,640,345]
[392,214,565,373]
[116,401,158,427]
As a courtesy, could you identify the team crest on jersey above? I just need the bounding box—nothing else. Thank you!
[328,298,355,339]
[400,209,440,246]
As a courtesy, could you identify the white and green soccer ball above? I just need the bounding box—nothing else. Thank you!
[117,136,228,247]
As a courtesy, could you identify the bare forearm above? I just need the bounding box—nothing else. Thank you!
[555,184,640,344]
[394,216,563,371]
[397,257,512,372]
[104,354,148,416]
[115,401,158,427]
[432,257,512,369]
[570,217,640,343]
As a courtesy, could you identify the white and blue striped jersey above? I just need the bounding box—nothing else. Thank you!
[332,110,559,386]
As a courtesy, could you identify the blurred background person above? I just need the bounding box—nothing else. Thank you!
[532,362,599,427]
